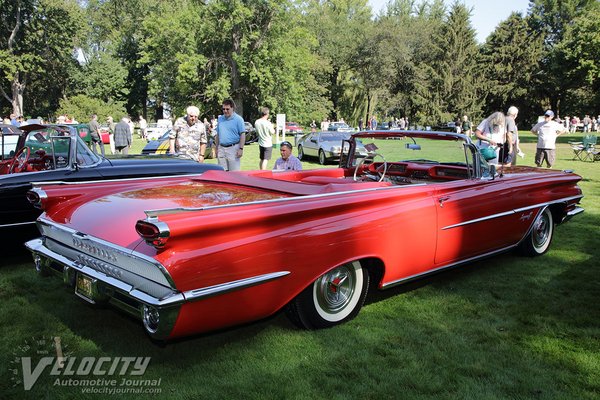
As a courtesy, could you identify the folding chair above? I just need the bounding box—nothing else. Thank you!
[570,135,597,161]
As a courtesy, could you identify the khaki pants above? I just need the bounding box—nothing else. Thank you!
[217,145,241,171]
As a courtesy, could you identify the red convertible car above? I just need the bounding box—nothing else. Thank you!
[25,130,584,341]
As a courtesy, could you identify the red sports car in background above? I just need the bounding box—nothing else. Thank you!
[285,121,303,134]
[25,130,583,341]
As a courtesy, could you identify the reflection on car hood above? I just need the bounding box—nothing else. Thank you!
[46,180,287,246]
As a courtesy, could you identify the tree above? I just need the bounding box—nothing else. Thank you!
[425,1,483,124]
[375,0,446,125]
[527,0,597,114]
[304,0,372,121]
[0,0,83,117]
[480,12,544,122]
[56,94,126,123]
[554,1,600,115]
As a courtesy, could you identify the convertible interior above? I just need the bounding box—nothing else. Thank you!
[196,160,471,198]
[0,128,81,175]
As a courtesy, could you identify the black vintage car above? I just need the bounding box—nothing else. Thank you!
[0,124,222,238]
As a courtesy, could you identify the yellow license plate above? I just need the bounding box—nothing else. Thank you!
[75,273,95,303]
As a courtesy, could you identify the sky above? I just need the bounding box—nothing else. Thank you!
[368,0,531,43]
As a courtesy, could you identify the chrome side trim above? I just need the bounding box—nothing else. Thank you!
[381,244,516,289]
[183,271,290,301]
[0,221,36,228]
[512,195,583,213]
[144,183,428,218]
[29,172,206,188]
[442,210,515,230]
[442,194,584,230]
[27,237,290,306]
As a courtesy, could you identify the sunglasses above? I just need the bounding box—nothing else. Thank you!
[222,107,232,111]
[281,141,293,148]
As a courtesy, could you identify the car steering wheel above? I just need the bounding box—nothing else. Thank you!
[353,153,388,182]
[8,146,31,174]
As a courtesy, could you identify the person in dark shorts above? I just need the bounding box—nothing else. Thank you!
[254,107,275,170]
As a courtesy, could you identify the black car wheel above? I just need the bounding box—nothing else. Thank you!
[298,145,304,160]
[286,261,369,329]
[318,149,327,165]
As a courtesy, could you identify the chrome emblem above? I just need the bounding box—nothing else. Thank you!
[72,236,118,263]
[519,212,533,221]
[75,254,123,279]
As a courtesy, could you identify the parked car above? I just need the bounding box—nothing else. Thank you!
[297,131,369,164]
[62,123,109,146]
[98,125,111,144]
[431,122,457,132]
[244,121,258,144]
[25,130,583,341]
[141,129,215,158]
[146,119,173,141]
[285,122,304,135]
[0,124,222,236]
[1,123,22,156]
[327,122,354,132]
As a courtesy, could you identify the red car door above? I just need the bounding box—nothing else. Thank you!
[434,178,518,265]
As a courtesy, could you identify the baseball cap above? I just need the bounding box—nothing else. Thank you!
[544,110,554,118]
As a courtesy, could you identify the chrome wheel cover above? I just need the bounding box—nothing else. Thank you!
[532,209,552,252]
[313,262,363,322]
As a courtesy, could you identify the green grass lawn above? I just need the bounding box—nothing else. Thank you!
[1,131,598,399]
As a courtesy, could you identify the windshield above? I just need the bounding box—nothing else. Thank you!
[321,133,347,141]
[1,135,19,159]
[355,136,467,164]
[24,127,100,169]
[341,134,478,183]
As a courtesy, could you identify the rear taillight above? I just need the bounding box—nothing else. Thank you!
[26,188,47,209]
[135,218,170,249]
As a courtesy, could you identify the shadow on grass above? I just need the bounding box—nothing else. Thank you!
[4,209,597,399]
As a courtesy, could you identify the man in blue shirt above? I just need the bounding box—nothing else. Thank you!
[216,98,246,171]
[10,113,19,127]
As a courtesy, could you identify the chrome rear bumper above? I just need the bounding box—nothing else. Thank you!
[561,206,584,223]
[25,237,181,340]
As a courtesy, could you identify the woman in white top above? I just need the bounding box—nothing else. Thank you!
[475,111,506,165]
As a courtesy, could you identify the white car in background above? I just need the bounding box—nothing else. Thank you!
[146,118,173,141]
[327,122,355,132]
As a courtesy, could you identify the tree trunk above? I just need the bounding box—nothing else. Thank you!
[11,75,24,116]
[229,25,244,118]
[366,91,372,126]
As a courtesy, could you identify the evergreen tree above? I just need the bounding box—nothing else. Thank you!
[480,12,543,122]
[426,1,482,124]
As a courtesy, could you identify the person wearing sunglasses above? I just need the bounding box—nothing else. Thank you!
[216,98,246,171]
[273,141,302,171]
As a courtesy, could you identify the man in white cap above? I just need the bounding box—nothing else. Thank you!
[531,110,566,168]
[505,106,521,165]
[170,106,207,162]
